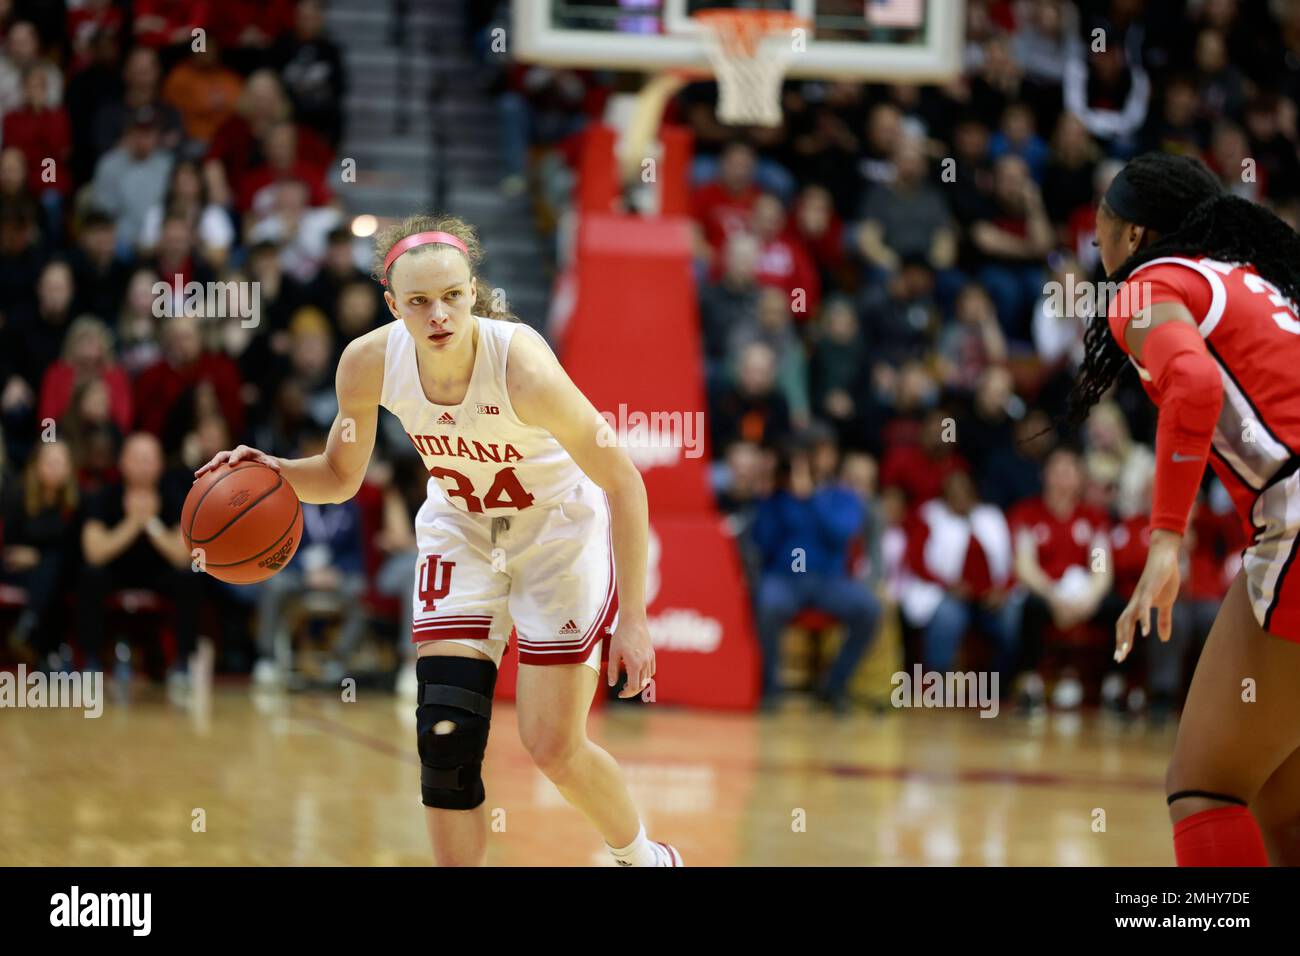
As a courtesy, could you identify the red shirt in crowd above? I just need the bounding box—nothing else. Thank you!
[756,233,821,318]
[1109,513,1151,601]
[210,0,295,50]
[904,512,996,598]
[133,0,211,48]
[208,119,333,205]
[880,445,970,512]
[133,353,244,440]
[236,160,333,213]
[2,106,72,195]
[1006,497,1110,582]
[692,181,760,254]
[39,363,134,433]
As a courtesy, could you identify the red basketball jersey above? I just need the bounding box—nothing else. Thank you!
[1108,256,1300,538]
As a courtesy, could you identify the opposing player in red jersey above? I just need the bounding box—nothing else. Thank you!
[1070,152,1300,865]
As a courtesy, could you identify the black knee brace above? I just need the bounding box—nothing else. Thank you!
[416,656,498,810]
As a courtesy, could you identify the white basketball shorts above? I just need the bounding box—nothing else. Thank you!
[409,476,619,672]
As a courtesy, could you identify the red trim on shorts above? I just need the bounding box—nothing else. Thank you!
[411,615,493,644]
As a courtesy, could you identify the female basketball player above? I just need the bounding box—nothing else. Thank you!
[196,215,682,866]
[1069,152,1300,865]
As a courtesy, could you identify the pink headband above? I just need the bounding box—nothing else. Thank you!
[380,231,469,286]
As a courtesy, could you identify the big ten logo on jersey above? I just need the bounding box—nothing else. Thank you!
[476,403,500,415]
[419,554,455,612]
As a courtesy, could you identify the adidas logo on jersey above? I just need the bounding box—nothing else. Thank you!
[437,412,455,425]
[559,619,580,635]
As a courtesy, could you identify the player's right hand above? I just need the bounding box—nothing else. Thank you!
[194,445,281,478]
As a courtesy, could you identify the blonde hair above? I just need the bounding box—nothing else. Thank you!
[25,440,78,518]
[372,214,517,322]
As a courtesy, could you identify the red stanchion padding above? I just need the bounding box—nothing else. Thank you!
[576,124,620,215]
[640,514,759,709]
[561,212,714,514]
[658,125,692,217]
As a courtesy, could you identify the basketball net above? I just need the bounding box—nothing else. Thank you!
[693,10,806,127]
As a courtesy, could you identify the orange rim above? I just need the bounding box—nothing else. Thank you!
[691,9,809,56]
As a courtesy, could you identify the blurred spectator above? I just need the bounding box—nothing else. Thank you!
[283,305,338,428]
[133,313,244,448]
[1063,20,1150,154]
[727,287,809,429]
[751,442,879,711]
[1083,401,1155,521]
[859,256,942,366]
[698,230,760,371]
[66,28,127,185]
[138,159,234,264]
[91,106,174,255]
[1140,74,1208,156]
[749,192,820,318]
[206,70,332,209]
[133,0,212,53]
[246,178,342,282]
[2,439,79,664]
[881,406,971,512]
[62,376,124,493]
[66,0,124,76]
[254,426,368,685]
[709,341,792,455]
[38,315,132,432]
[1242,93,1300,205]
[855,136,955,277]
[69,209,130,321]
[1,65,72,203]
[989,102,1049,182]
[79,432,196,680]
[235,119,332,214]
[89,46,184,169]
[0,20,62,113]
[792,183,849,292]
[1194,28,1247,122]
[1006,447,1113,710]
[969,154,1053,340]
[899,469,1016,677]
[270,0,346,149]
[334,278,383,350]
[937,283,1007,393]
[979,408,1054,510]
[3,259,76,404]
[161,44,245,147]
[115,267,165,376]
[1042,111,1099,228]
[305,226,369,315]
[809,295,882,451]
[692,140,759,266]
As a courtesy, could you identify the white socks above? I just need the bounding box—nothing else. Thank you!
[608,822,666,867]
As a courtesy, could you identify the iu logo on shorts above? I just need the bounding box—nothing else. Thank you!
[419,554,455,612]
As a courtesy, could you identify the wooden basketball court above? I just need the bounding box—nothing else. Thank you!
[0,684,1175,866]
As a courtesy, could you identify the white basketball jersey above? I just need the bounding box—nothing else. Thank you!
[378,316,586,517]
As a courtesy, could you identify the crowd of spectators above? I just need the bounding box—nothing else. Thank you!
[0,0,373,688]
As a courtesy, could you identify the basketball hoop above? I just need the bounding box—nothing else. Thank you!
[692,9,807,127]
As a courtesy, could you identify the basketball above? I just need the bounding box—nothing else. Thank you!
[182,462,303,585]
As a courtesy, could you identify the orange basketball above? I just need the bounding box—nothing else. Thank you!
[182,462,303,585]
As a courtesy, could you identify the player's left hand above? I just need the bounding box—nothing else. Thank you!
[607,616,655,699]
[1115,529,1182,663]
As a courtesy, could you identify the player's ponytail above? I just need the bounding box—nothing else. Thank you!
[1065,152,1300,429]
[372,214,519,322]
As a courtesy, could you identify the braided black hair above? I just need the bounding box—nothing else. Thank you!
[1064,152,1300,429]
